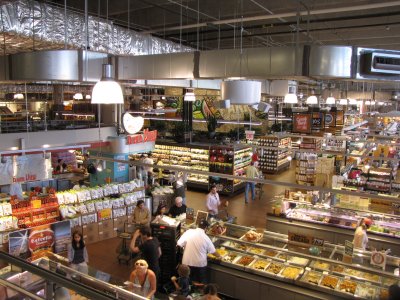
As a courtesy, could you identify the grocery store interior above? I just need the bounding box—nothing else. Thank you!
[2,0,400,299]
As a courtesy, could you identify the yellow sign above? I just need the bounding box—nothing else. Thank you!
[31,199,42,209]
[98,208,112,220]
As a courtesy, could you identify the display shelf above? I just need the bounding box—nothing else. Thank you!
[206,222,396,300]
[209,145,252,194]
[252,136,291,174]
[295,153,317,186]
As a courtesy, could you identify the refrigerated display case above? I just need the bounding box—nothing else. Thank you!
[206,222,397,300]
[267,199,400,254]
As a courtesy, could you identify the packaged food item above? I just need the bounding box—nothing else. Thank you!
[266,262,283,275]
[320,275,339,289]
[338,279,357,294]
[281,267,302,280]
[236,256,254,266]
[303,271,322,284]
[251,259,269,270]
[312,261,330,271]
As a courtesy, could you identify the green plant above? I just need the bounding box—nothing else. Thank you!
[206,114,218,133]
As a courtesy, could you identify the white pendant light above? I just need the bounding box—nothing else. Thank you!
[91,64,124,104]
[365,100,371,105]
[85,94,91,100]
[13,93,24,100]
[306,95,318,104]
[184,89,196,102]
[221,80,261,105]
[339,98,348,105]
[73,93,83,100]
[326,95,336,105]
[348,98,357,105]
[284,86,298,104]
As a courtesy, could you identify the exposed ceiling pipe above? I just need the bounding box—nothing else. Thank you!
[142,1,400,34]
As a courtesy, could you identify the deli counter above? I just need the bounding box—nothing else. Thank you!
[206,222,399,300]
[266,198,400,254]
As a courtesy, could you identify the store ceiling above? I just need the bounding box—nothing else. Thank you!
[41,0,400,51]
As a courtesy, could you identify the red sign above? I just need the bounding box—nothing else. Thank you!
[28,225,55,260]
[127,129,158,145]
[292,113,312,134]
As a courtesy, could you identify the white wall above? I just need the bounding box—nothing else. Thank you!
[0,127,117,151]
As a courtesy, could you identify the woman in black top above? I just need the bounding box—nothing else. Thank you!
[67,231,89,274]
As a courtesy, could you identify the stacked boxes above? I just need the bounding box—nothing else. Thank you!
[316,157,335,174]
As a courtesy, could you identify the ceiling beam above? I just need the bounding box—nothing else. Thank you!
[141,1,400,34]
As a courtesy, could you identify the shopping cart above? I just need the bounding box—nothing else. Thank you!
[255,174,264,201]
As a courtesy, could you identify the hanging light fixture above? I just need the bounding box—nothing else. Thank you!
[339,90,347,105]
[348,98,357,105]
[184,89,196,102]
[73,93,83,100]
[91,64,124,104]
[326,91,336,104]
[85,94,91,100]
[306,89,318,105]
[13,93,24,100]
[284,85,298,104]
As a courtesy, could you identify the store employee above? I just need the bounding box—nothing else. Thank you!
[353,218,372,250]
[206,185,220,217]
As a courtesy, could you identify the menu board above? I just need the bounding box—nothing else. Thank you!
[336,110,344,126]
[292,113,312,134]
[312,112,324,130]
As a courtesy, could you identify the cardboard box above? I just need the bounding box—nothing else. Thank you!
[82,222,98,236]
[113,216,128,232]
[83,230,99,244]
[98,230,117,241]
[98,219,113,232]
[71,225,83,235]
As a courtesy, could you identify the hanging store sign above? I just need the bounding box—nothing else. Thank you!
[324,112,337,127]
[292,113,312,134]
[0,154,50,185]
[336,110,344,126]
[312,112,324,129]
[126,129,158,145]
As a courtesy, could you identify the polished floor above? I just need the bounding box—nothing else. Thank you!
[85,166,296,285]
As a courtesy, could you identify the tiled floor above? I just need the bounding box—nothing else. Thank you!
[86,166,296,285]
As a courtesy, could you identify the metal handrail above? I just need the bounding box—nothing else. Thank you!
[0,278,43,300]
[0,251,144,300]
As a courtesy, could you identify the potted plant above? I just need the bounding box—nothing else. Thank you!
[206,114,218,139]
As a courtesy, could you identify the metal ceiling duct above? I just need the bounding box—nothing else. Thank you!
[0,0,191,56]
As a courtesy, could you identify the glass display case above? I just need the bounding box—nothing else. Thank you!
[0,252,147,300]
[206,223,398,300]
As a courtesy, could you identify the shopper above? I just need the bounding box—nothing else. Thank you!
[67,231,89,274]
[154,203,167,218]
[55,159,67,173]
[244,162,259,204]
[128,259,157,300]
[170,264,191,297]
[353,218,372,250]
[169,197,187,218]
[132,200,151,228]
[200,284,221,300]
[173,172,187,205]
[177,219,219,284]
[206,185,228,218]
[130,227,161,278]
[251,149,259,166]
[144,153,154,185]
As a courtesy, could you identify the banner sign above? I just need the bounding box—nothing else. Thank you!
[292,113,312,134]
[288,232,324,247]
[126,129,157,145]
[0,154,50,185]
[9,220,71,261]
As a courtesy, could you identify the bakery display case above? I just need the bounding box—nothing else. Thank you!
[206,222,398,300]
[209,145,252,194]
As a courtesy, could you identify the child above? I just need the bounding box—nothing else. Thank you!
[171,264,191,297]
[67,231,89,274]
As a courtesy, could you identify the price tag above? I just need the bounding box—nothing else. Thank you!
[31,200,41,209]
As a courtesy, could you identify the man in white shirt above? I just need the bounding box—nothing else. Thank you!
[177,219,219,283]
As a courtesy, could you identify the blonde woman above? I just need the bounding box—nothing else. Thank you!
[128,259,157,299]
